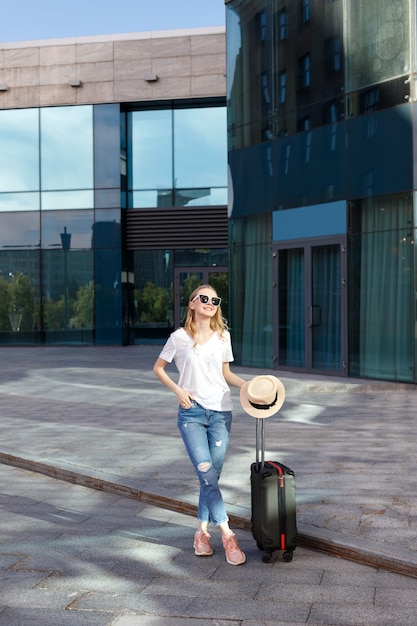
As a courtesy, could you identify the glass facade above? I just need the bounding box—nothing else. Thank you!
[0,98,228,346]
[0,104,122,345]
[130,248,228,343]
[125,103,229,343]
[226,0,417,382]
[127,105,227,208]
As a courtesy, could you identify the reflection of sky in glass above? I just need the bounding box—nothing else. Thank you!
[0,109,39,192]
[129,107,227,192]
[174,108,227,188]
[0,192,40,212]
[130,110,172,190]
[41,191,94,210]
[130,190,158,207]
[41,106,93,190]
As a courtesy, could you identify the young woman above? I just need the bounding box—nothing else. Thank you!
[153,284,246,565]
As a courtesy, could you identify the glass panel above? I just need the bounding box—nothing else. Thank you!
[311,244,340,370]
[40,106,93,191]
[345,0,410,92]
[174,248,228,267]
[349,194,414,381]
[346,105,412,199]
[174,107,228,188]
[174,187,228,207]
[129,190,173,208]
[95,245,122,344]
[0,212,40,249]
[94,210,121,248]
[227,0,344,146]
[229,214,272,367]
[41,211,94,250]
[0,250,40,342]
[128,110,172,191]
[0,192,40,212]
[41,190,94,210]
[95,189,121,209]
[93,104,121,188]
[132,250,174,341]
[226,0,271,149]
[42,249,94,338]
[278,248,305,368]
[0,108,39,192]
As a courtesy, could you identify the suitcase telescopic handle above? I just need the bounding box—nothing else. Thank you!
[255,418,265,468]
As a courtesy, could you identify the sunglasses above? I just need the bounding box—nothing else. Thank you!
[192,294,222,307]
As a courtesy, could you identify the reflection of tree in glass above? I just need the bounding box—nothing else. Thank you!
[73,283,94,328]
[209,273,229,319]
[0,272,35,331]
[180,274,202,305]
[136,281,167,322]
[44,282,94,330]
[43,296,66,330]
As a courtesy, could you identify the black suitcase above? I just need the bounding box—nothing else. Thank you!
[251,418,297,563]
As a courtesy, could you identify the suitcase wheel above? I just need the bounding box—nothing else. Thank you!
[283,550,293,562]
[262,552,272,563]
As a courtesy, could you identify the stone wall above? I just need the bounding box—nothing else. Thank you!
[0,27,226,108]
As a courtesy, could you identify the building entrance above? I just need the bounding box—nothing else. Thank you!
[174,267,228,328]
[274,237,347,376]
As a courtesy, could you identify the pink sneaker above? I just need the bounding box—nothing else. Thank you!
[222,532,246,565]
[193,530,213,556]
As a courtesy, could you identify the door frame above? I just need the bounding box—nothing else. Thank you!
[273,235,348,376]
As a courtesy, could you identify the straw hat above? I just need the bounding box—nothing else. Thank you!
[240,375,285,418]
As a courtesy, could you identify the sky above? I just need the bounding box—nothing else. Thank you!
[1,0,226,44]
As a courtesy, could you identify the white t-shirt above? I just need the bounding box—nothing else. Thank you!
[159,327,234,411]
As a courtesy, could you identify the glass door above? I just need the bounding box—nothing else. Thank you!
[274,237,347,375]
[174,267,228,328]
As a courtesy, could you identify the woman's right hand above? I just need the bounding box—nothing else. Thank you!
[176,388,194,409]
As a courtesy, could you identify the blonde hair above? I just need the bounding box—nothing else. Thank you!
[184,284,228,341]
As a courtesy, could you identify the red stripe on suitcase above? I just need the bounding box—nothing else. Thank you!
[266,460,283,476]
[266,461,287,550]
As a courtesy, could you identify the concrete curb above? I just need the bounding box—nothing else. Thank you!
[2,450,417,580]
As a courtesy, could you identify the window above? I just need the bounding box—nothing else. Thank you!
[260,10,268,42]
[0,108,39,210]
[40,106,93,193]
[128,106,227,208]
[174,107,227,196]
[129,109,173,206]
[305,131,312,163]
[279,71,287,104]
[325,37,343,74]
[299,54,311,89]
[362,88,380,114]
[262,71,271,105]
[279,9,288,40]
[301,0,310,23]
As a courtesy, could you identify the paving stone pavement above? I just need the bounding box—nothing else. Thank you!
[0,344,417,623]
[2,463,417,626]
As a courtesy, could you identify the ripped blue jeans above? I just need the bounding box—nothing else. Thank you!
[178,401,232,526]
